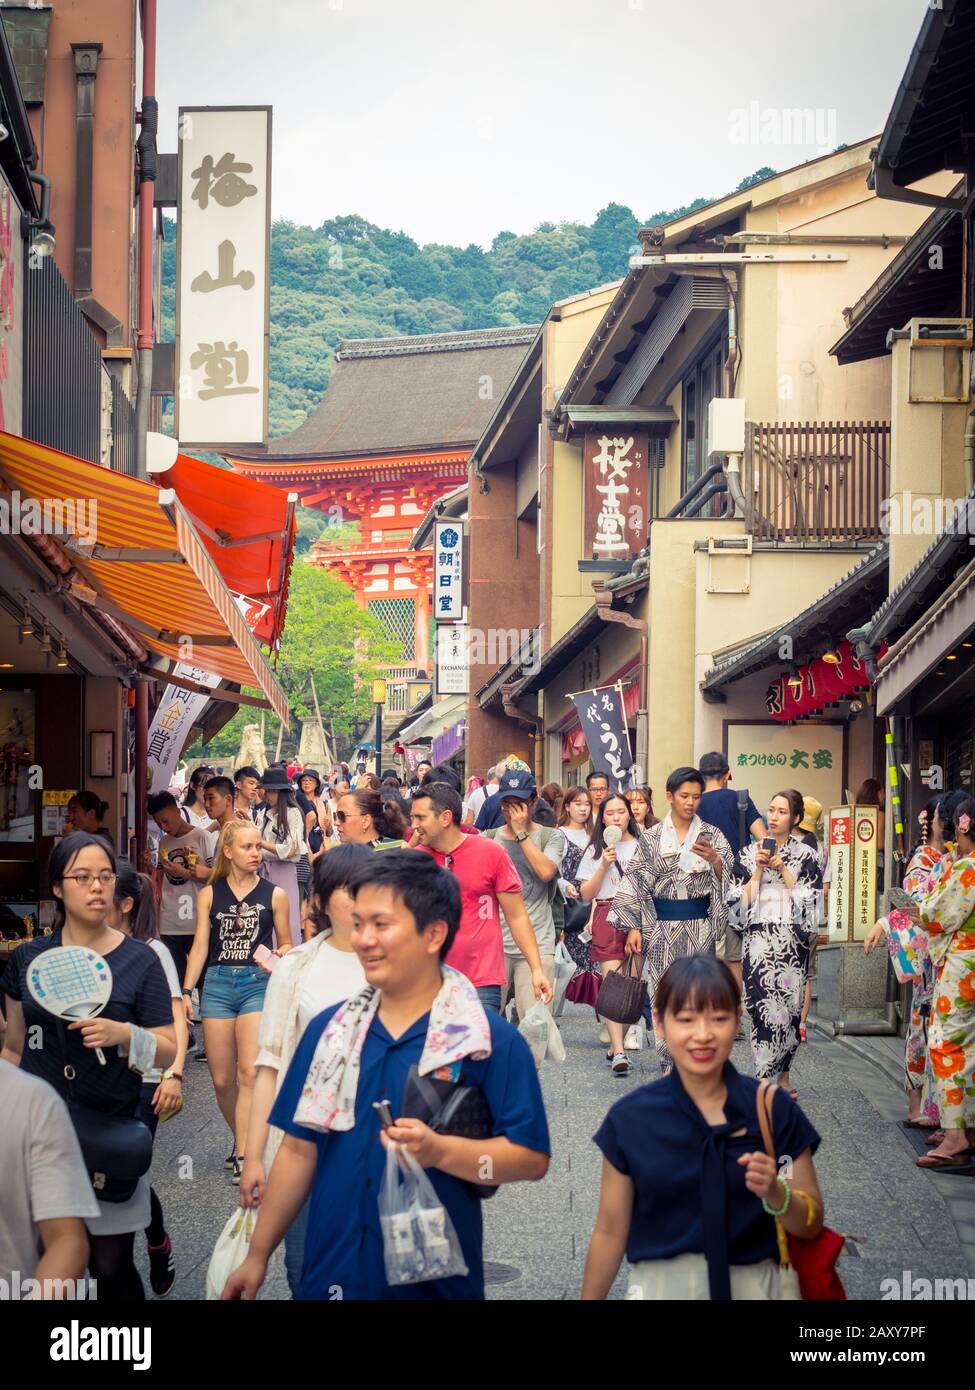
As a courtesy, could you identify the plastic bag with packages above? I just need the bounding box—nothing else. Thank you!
[379,1141,469,1286]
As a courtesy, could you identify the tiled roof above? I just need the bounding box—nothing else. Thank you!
[265,325,539,459]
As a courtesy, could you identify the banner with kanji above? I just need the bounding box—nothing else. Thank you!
[570,682,633,787]
[583,431,649,562]
[146,664,221,794]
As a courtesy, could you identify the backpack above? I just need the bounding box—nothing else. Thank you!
[737,788,751,854]
[485,826,563,932]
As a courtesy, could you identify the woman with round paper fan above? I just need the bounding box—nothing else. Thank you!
[0,832,176,1300]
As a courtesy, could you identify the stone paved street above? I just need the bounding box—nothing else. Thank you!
[141,1005,975,1301]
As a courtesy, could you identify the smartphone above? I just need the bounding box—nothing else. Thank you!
[372,1099,395,1130]
[761,837,776,855]
[253,944,278,971]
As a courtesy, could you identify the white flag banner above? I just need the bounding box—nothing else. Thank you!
[146,664,221,794]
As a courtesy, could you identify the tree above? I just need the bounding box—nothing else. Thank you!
[275,562,402,751]
[185,561,403,764]
[735,166,776,191]
[588,202,640,279]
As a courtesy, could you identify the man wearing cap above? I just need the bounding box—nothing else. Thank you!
[483,770,564,1025]
[474,757,554,832]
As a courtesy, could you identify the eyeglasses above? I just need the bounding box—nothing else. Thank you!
[62,871,116,889]
[335,811,364,823]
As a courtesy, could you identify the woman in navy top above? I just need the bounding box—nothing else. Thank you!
[0,832,175,1300]
[582,955,825,1300]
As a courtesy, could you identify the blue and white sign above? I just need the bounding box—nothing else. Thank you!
[433,520,465,622]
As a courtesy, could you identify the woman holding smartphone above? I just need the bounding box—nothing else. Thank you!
[578,794,642,1075]
[238,843,370,1294]
[183,821,292,1184]
[725,790,822,1097]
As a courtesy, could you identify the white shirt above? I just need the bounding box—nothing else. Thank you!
[158,826,212,936]
[0,1060,100,1281]
[297,939,366,1034]
[142,940,180,1086]
[577,838,640,900]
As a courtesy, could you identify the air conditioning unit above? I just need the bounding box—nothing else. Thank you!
[905,317,972,404]
[708,397,746,455]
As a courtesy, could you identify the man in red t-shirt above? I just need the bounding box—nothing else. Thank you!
[410,783,553,1015]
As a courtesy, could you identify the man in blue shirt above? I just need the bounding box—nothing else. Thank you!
[222,850,550,1301]
[697,752,766,1005]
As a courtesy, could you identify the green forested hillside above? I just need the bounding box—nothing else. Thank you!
[161,172,774,441]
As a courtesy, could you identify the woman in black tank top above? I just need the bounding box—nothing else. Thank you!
[183,821,291,1180]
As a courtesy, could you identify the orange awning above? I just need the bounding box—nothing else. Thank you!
[157,453,297,646]
[0,432,289,721]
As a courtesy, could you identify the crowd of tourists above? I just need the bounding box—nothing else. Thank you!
[2,747,972,1304]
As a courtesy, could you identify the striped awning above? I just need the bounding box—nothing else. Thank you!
[0,432,289,722]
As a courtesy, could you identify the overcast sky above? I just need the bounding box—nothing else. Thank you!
[157,0,927,247]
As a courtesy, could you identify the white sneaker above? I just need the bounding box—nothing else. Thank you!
[611,1052,631,1076]
[598,1025,610,1045]
[624,1026,641,1050]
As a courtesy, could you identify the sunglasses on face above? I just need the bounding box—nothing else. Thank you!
[335,810,364,823]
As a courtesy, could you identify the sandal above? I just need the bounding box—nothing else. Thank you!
[924,1129,946,1146]
[916,1149,972,1170]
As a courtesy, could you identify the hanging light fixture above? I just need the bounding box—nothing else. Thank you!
[18,603,33,641]
[821,649,841,665]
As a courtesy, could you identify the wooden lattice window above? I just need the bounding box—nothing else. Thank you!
[367,598,414,660]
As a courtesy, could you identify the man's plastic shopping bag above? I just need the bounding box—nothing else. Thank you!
[552,941,575,1017]
[379,1141,468,1286]
[518,1000,566,1064]
[206,1206,257,1300]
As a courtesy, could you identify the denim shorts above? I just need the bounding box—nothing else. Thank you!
[202,964,269,1019]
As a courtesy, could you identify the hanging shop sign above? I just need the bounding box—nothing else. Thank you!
[764,639,882,723]
[433,520,465,622]
[146,664,221,794]
[176,106,272,448]
[435,623,469,696]
[851,805,879,942]
[569,682,633,787]
[726,721,844,820]
[583,431,649,562]
[826,806,852,941]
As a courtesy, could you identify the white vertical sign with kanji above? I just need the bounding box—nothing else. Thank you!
[146,664,221,795]
[826,807,852,940]
[435,623,469,696]
[176,107,271,447]
[433,520,465,622]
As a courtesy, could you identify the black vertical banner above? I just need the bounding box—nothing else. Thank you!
[570,683,633,789]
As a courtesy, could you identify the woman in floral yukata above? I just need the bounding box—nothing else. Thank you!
[725,789,822,1099]
[863,792,964,1131]
[914,794,975,1170]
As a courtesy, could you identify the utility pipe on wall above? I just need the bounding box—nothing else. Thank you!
[133,0,158,483]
